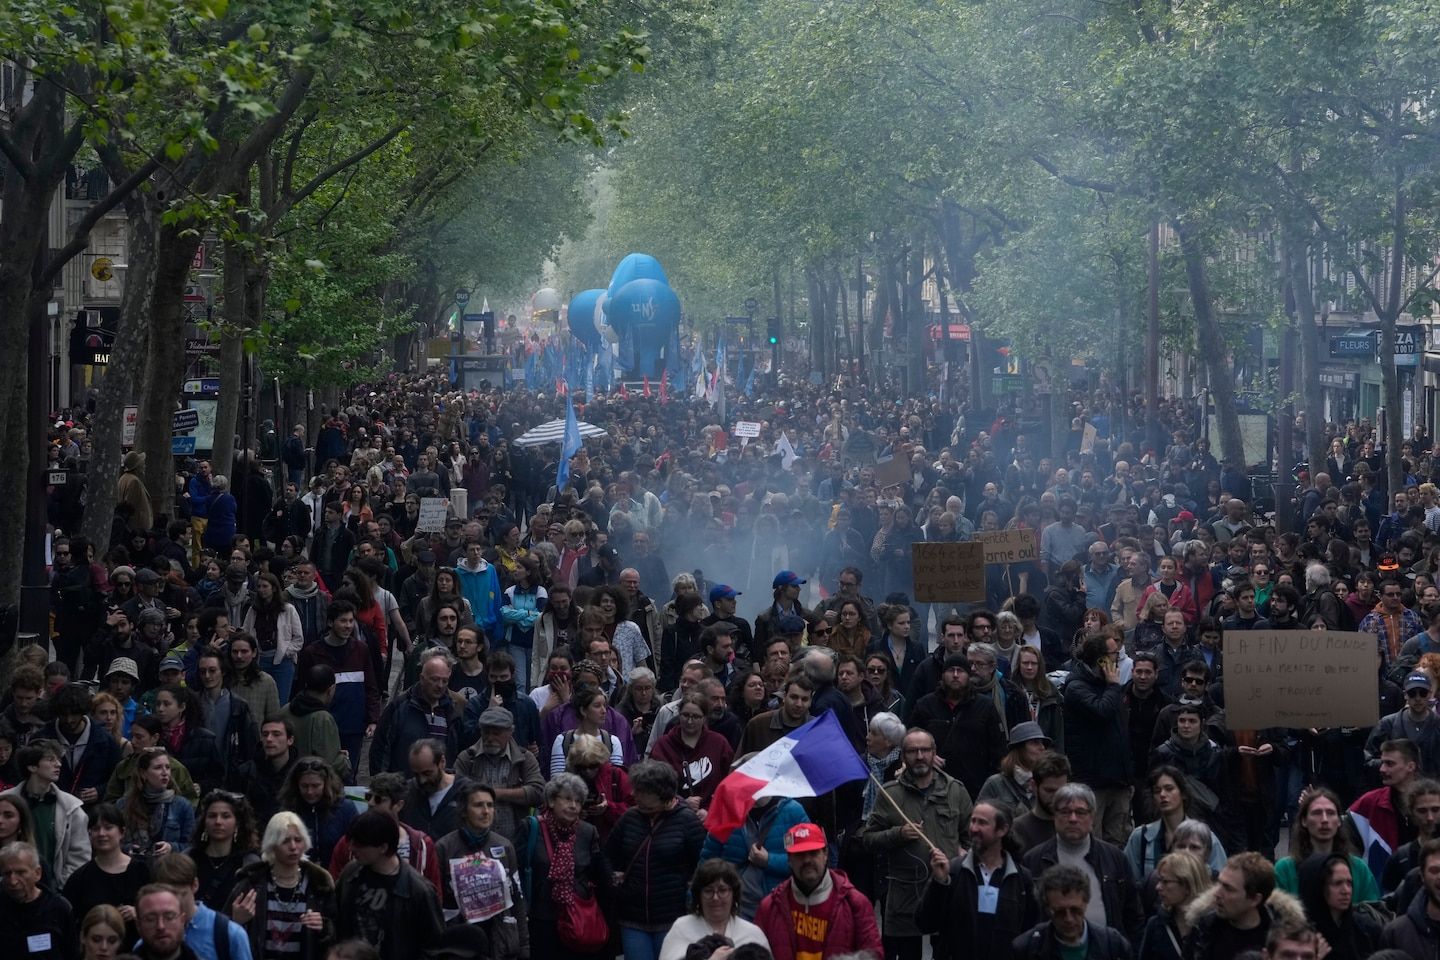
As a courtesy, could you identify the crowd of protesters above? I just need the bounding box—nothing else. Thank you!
[20,364,1440,960]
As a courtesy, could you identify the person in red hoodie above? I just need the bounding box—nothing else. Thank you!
[649,691,734,817]
[755,822,882,960]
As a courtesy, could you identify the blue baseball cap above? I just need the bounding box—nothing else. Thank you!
[709,584,741,603]
[772,570,807,588]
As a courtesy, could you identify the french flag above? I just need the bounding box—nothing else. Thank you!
[705,711,868,842]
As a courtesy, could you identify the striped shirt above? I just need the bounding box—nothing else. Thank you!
[263,874,309,960]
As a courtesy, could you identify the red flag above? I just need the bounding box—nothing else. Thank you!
[618,381,629,398]
[643,376,652,398]
[555,379,567,396]
[659,370,670,403]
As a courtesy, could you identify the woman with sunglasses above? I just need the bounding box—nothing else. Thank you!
[279,756,357,866]
[862,653,904,716]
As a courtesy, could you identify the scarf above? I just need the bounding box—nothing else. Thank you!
[142,785,176,804]
[863,746,901,820]
[540,811,578,907]
[971,674,1011,735]
[460,825,491,850]
[163,719,187,755]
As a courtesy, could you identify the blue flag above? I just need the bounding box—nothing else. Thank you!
[556,391,582,493]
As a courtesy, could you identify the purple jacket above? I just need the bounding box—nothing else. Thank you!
[540,703,638,777]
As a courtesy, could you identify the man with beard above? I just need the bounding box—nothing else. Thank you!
[453,707,543,841]
[1011,865,1131,960]
[1381,776,1440,908]
[400,739,468,841]
[921,801,1039,960]
[864,729,971,960]
[754,571,811,651]
[246,718,298,823]
[134,886,198,960]
[1011,751,1071,855]
[619,567,664,658]
[754,823,882,960]
[462,650,540,750]
[911,653,1006,800]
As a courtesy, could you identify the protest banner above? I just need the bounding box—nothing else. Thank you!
[1223,630,1378,729]
[734,421,761,438]
[417,497,449,533]
[911,541,985,603]
[873,456,911,488]
[449,856,512,923]
[975,529,1039,565]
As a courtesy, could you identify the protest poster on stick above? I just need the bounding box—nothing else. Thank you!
[1223,631,1378,729]
[911,542,986,603]
[975,530,1039,565]
[417,497,449,533]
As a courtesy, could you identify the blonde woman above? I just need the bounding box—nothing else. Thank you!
[1137,851,1211,960]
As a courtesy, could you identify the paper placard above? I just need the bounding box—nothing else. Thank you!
[1080,423,1098,454]
[1223,630,1379,729]
[873,456,911,488]
[450,855,513,923]
[911,541,986,603]
[975,529,1039,565]
[416,497,449,533]
[734,421,761,438]
[449,487,468,521]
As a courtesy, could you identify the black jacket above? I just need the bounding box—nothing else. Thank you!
[334,860,444,960]
[35,719,122,799]
[1022,836,1144,944]
[919,851,1039,960]
[604,803,706,927]
[399,775,470,841]
[224,860,335,960]
[1012,921,1131,960]
[1063,662,1131,789]
[910,689,1006,799]
[174,723,226,796]
[369,685,464,776]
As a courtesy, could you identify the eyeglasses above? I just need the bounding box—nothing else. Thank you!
[700,886,732,899]
[1181,677,1206,685]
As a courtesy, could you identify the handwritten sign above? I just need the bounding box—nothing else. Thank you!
[1223,631,1378,729]
[976,529,1039,565]
[416,497,449,533]
[911,541,985,603]
[734,421,761,438]
[1080,423,1098,454]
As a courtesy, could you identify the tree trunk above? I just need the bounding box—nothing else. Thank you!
[1382,182,1406,499]
[136,225,203,519]
[211,240,249,481]
[80,190,159,556]
[1173,218,1246,472]
[1281,226,1327,473]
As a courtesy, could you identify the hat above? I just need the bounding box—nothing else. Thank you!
[225,562,249,582]
[783,822,828,853]
[775,613,807,635]
[943,652,971,673]
[597,545,620,561]
[772,570,806,589]
[111,565,136,583]
[446,516,464,527]
[1174,510,1196,522]
[1406,672,1433,692]
[137,607,166,628]
[106,657,139,681]
[159,655,185,673]
[417,550,437,565]
[478,707,515,730]
[709,584,741,603]
[1007,720,1053,749]
[135,568,162,585]
[123,450,146,472]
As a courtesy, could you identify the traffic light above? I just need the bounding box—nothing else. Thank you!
[766,317,781,345]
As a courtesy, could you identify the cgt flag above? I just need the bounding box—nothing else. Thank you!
[704,711,867,842]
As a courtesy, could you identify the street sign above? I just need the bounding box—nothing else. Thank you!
[90,257,114,282]
[172,409,200,432]
[1328,334,1373,358]
[183,378,221,395]
[455,288,471,307]
[171,435,197,455]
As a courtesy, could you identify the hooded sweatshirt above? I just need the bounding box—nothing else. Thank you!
[455,558,501,640]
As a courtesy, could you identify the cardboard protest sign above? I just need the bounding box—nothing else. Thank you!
[417,497,449,533]
[975,529,1039,565]
[1223,630,1378,729]
[911,541,986,603]
[873,456,911,488]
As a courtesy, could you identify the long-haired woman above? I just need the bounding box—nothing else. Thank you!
[191,790,261,909]
[1274,787,1381,902]
[241,573,303,702]
[1124,766,1228,883]
[118,747,196,857]
[1012,646,1064,746]
[279,757,357,866]
[1137,851,1212,960]
[224,632,281,725]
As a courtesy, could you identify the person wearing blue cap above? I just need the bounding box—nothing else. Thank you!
[1365,672,1440,776]
[754,570,811,651]
[702,584,755,663]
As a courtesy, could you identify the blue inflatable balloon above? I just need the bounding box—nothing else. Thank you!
[607,253,669,303]
[566,289,605,351]
[608,278,680,378]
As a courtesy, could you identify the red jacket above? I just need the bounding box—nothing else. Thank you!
[1139,580,1198,625]
[328,821,442,895]
[650,725,734,806]
[755,869,882,960]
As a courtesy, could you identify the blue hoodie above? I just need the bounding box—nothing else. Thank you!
[455,558,501,641]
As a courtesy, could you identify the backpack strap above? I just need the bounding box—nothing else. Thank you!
[520,815,539,903]
[212,911,232,960]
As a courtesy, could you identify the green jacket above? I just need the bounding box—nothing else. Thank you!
[105,751,199,803]
[862,767,972,936]
[278,694,351,780]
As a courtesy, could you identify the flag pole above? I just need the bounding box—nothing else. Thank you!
[868,770,944,858]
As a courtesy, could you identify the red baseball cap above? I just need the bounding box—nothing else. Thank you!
[784,823,827,853]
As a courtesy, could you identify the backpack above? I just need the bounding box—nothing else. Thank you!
[560,727,614,760]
